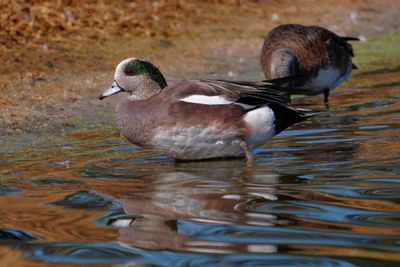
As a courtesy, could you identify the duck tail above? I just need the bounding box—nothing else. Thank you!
[340,36,360,41]
[267,103,325,134]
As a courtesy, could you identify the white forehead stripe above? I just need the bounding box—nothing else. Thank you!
[115,58,135,79]
[180,94,254,109]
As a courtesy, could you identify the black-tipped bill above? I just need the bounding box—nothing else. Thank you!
[99,81,123,100]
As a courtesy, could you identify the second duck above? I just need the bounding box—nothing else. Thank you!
[260,24,359,103]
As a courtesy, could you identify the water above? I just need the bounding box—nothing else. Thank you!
[0,68,399,266]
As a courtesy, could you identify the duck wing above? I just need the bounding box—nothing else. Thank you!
[165,78,294,108]
[205,79,290,106]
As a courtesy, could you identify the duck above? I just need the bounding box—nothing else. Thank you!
[99,58,318,161]
[260,24,359,103]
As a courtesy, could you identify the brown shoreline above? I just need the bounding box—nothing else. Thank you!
[1,0,400,135]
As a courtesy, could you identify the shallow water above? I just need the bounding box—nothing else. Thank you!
[0,68,399,266]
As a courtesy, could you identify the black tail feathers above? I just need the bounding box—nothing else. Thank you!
[267,102,323,134]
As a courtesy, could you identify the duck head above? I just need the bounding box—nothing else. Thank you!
[100,58,167,101]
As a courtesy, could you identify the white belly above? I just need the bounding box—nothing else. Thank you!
[151,126,243,160]
[301,66,345,94]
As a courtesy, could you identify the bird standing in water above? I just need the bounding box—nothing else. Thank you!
[100,58,319,162]
[260,24,359,103]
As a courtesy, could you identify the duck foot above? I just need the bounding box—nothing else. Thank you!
[240,141,254,165]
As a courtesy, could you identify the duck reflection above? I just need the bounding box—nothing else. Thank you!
[103,160,281,252]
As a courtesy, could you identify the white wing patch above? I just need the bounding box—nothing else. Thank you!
[180,94,254,109]
[180,95,232,105]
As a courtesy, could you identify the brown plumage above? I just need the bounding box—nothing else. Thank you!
[116,82,251,148]
[100,58,319,161]
[260,24,358,102]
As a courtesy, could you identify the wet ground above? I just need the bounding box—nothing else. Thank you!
[0,49,399,266]
[2,0,400,134]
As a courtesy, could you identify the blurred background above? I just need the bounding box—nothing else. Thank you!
[1,0,399,135]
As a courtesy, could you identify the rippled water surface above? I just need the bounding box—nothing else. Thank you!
[0,68,399,266]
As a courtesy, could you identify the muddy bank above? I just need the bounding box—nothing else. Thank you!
[1,0,400,135]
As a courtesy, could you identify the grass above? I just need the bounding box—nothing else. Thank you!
[352,33,400,75]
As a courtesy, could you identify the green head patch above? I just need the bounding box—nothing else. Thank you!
[124,59,167,89]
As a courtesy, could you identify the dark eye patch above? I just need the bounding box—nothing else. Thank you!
[124,63,137,76]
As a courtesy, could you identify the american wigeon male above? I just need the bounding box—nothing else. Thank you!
[100,58,318,161]
[260,24,359,103]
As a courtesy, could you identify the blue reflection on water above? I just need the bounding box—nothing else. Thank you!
[178,220,400,252]
[18,241,358,266]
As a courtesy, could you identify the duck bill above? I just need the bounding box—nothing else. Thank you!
[99,81,123,100]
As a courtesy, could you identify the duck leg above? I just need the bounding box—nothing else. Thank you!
[285,93,292,104]
[240,141,254,163]
[323,88,330,103]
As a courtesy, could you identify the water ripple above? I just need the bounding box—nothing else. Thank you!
[0,184,21,196]
[0,68,399,266]
[0,229,38,241]
[178,220,400,252]
[240,200,400,227]
[17,241,360,266]
[51,190,121,210]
